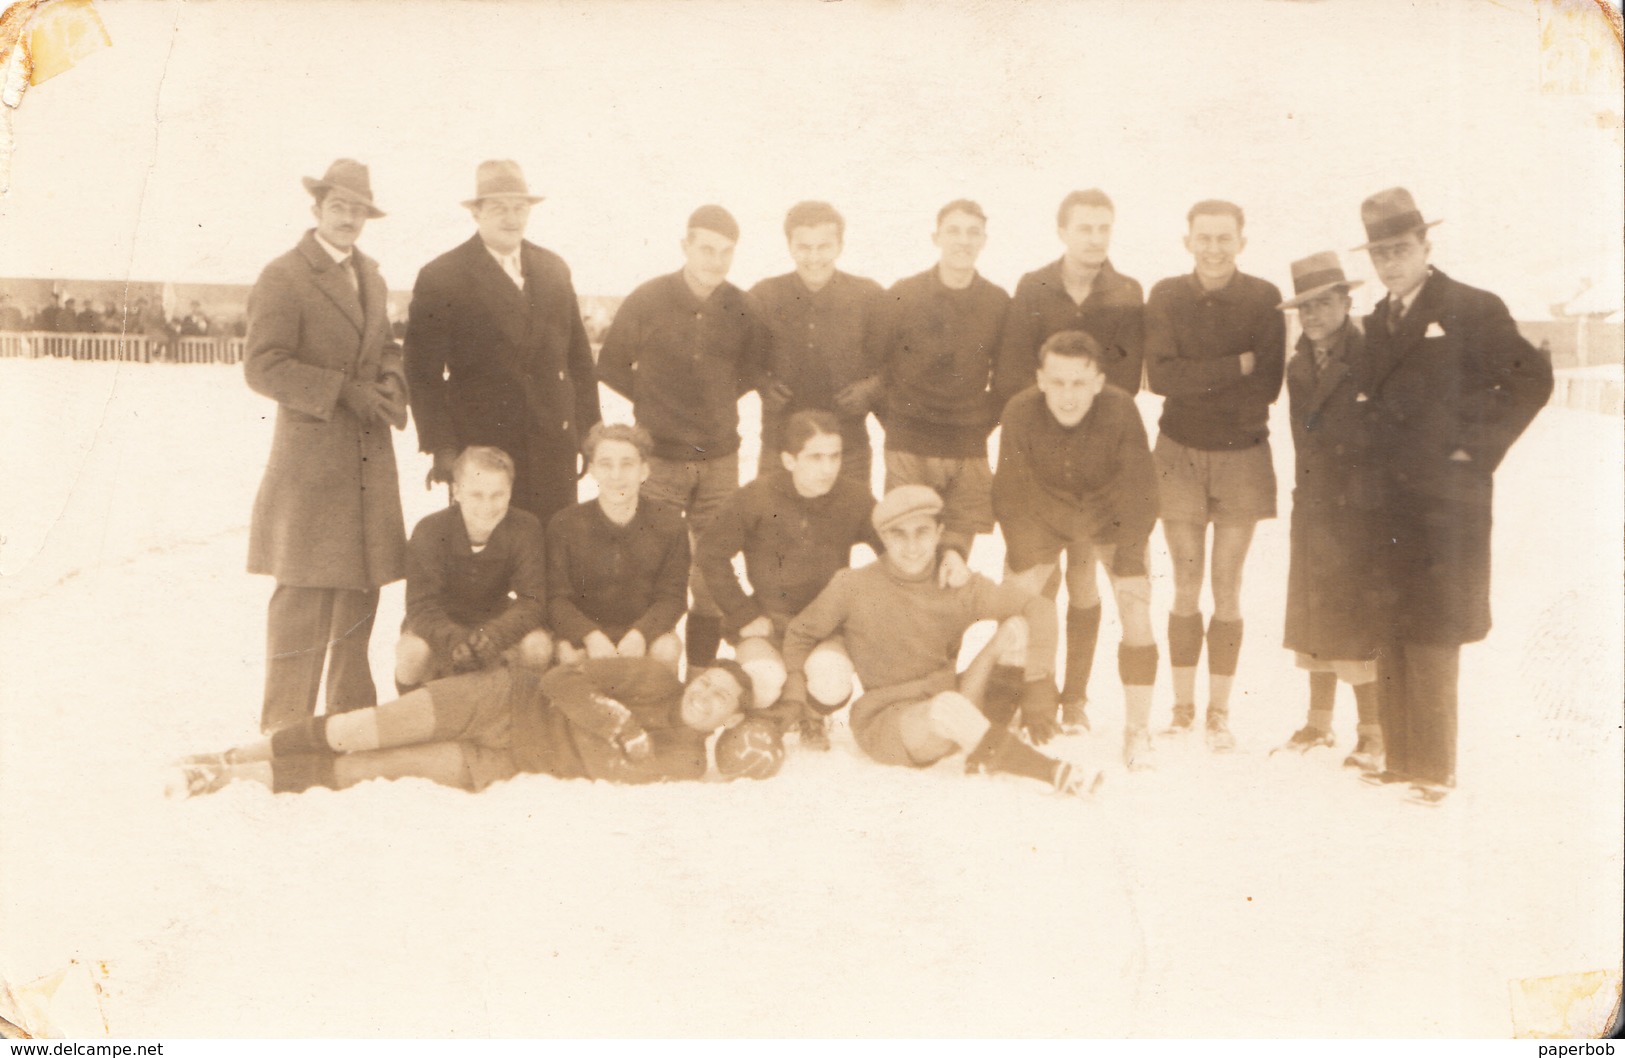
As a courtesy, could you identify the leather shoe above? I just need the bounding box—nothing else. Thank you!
[1406,782,1451,807]
[1359,769,1411,787]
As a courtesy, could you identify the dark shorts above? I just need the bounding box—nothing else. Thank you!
[422,667,522,790]
[1004,515,1150,579]
[1154,433,1277,524]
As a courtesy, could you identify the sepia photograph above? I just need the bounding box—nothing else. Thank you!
[0,0,1620,1041]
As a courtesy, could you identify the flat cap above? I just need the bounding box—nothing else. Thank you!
[872,485,944,534]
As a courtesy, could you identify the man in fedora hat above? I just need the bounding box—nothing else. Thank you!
[1272,252,1385,770]
[245,158,410,733]
[596,205,772,670]
[1353,187,1552,806]
[404,159,601,525]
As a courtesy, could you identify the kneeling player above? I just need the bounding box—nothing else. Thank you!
[697,411,882,748]
[395,446,551,692]
[778,486,1096,795]
[170,656,756,795]
[547,423,688,670]
[994,330,1160,769]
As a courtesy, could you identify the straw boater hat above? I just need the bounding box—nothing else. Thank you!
[462,159,545,208]
[1277,251,1363,309]
[301,158,385,218]
[1352,186,1442,251]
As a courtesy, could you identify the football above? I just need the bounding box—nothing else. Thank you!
[714,716,786,780]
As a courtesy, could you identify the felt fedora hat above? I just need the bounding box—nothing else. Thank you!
[301,158,385,218]
[462,160,545,208]
[1352,186,1441,250]
[1278,251,1363,309]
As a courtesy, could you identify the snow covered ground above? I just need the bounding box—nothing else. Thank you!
[0,359,1619,1037]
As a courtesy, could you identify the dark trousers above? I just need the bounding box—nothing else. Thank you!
[1377,639,1460,786]
[263,584,381,733]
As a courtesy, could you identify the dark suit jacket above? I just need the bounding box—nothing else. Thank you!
[245,230,407,590]
[404,236,601,521]
[1362,268,1551,644]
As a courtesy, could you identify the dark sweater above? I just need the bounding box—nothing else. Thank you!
[749,269,886,424]
[545,499,689,645]
[993,386,1158,557]
[508,658,709,782]
[994,258,1145,405]
[403,506,547,659]
[1144,271,1285,450]
[696,470,880,637]
[877,268,1009,458]
[596,271,771,462]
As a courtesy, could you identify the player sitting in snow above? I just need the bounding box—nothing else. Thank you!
[696,410,889,750]
[777,485,1098,796]
[993,329,1161,771]
[169,656,759,795]
[394,446,552,693]
[546,423,689,670]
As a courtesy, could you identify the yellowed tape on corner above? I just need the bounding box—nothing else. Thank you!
[1509,969,1622,1039]
[27,0,108,87]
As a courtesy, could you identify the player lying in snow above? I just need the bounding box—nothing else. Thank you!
[169,656,766,796]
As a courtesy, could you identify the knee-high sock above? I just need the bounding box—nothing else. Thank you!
[1062,604,1102,703]
[686,613,722,668]
[269,715,330,757]
[1206,617,1243,677]
[966,726,1063,786]
[1308,671,1336,731]
[1168,612,1204,669]
[271,753,336,793]
[1118,643,1159,730]
[980,664,1024,726]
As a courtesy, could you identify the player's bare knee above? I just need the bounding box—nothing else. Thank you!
[394,635,433,685]
[516,630,553,669]
[648,633,683,666]
[740,657,788,709]
[804,648,854,707]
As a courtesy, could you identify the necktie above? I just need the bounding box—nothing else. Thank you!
[1388,295,1406,334]
[1313,345,1331,376]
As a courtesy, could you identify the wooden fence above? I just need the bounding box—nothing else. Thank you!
[0,332,246,363]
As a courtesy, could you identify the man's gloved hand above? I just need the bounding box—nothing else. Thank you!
[583,630,618,659]
[425,447,458,490]
[339,378,391,424]
[833,377,881,417]
[1018,678,1062,745]
[762,382,793,416]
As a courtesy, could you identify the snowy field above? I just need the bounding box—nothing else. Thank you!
[0,359,1619,1038]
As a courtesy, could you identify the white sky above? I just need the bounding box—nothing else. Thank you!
[0,0,1620,318]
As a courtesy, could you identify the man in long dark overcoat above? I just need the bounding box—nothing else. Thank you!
[1274,252,1385,770]
[1354,188,1552,805]
[404,159,601,524]
[246,159,410,733]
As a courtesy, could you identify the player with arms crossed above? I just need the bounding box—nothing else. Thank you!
[1144,199,1285,750]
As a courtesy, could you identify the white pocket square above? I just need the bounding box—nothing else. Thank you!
[1425,321,1446,338]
